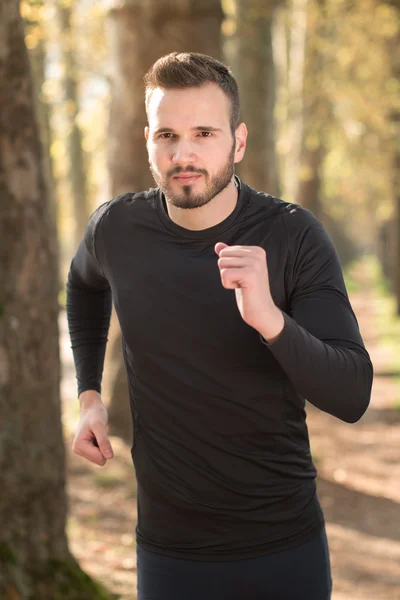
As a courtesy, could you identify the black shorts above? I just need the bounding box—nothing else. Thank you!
[136,526,332,600]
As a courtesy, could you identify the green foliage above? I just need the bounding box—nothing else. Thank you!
[343,271,361,293]
[93,471,122,488]
[29,555,117,600]
[58,288,66,310]
[0,542,18,566]
[0,543,117,599]
[310,446,321,465]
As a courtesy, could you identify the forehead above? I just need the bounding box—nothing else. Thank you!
[147,83,231,131]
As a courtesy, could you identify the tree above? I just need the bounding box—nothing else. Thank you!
[0,2,111,598]
[23,0,57,227]
[230,0,282,195]
[57,0,91,250]
[384,1,400,312]
[105,0,224,442]
[279,0,308,203]
[295,0,328,218]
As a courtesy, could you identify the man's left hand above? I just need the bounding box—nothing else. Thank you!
[215,242,285,343]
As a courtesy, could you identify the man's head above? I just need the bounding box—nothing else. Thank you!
[144,52,247,210]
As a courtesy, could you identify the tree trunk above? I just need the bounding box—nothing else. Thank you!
[378,219,394,283]
[294,1,358,267]
[389,27,400,313]
[295,0,328,218]
[283,0,308,202]
[232,0,282,195]
[57,0,90,250]
[394,149,400,314]
[105,0,224,443]
[25,0,58,228]
[0,3,111,598]
[296,138,325,219]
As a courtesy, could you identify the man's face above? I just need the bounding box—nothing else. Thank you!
[145,83,243,210]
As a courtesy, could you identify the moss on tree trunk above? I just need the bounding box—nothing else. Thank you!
[1,543,116,599]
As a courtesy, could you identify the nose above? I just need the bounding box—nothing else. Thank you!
[171,139,197,166]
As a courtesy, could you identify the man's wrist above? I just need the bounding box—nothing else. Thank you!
[78,389,103,411]
[257,307,285,344]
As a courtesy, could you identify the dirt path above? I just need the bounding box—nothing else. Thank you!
[63,261,400,599]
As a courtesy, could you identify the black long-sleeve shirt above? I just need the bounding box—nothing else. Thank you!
[66,178,373,560]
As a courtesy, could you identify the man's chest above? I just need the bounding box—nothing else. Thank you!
[105,228,288,361]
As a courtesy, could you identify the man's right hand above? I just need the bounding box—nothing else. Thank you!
[72,390,114,466]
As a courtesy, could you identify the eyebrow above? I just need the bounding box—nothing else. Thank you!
[153,126,222,135]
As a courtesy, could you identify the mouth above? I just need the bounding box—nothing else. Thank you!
[173,174,202,185]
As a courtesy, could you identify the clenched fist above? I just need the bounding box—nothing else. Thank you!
[215,242,284,343]
[72,391,114,466]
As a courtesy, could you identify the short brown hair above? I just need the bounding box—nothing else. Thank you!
[144,52,240,134]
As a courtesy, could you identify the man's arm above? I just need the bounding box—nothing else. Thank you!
[66,205,112,399]
[262,217,373,423]
[66,203,114,464]
[216,211,373,424]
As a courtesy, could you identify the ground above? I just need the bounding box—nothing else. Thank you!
[62,257,400,599]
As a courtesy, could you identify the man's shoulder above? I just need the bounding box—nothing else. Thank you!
[280,202,321,233]
[89,188,157,229]
[244,182,320,232]
[84,188,157,251]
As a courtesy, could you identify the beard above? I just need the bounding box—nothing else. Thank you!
[149,141,236,210]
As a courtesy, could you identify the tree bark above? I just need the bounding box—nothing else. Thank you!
[232,0,282,195]
[295,0,328,218]
[105,0,224,443]
[25,0,58,229]
[0,2,111,598]
[283,0,308,202]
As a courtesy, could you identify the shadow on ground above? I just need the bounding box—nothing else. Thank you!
[317,477,400,543]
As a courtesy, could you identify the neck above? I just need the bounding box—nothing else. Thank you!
[164,177,239,231]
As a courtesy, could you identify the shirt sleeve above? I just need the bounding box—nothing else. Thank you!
[262,213,373,423]
[66,202,113,398]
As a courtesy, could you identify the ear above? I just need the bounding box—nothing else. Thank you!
[234,123,247,165]
[144,126,149,141]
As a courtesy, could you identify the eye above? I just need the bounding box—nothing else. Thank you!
[159,133,175,139]
[197,131,212,137]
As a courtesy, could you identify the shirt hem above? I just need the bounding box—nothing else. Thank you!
[135,518,325,562]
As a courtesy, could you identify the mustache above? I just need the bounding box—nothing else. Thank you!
[167,166,208,177]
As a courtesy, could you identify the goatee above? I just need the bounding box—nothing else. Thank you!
[150,142,236,210]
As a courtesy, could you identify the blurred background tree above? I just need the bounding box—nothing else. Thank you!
[385,0,400,312]
[0,1,113,597]
[227,0,283,195]
[56,0,91,249]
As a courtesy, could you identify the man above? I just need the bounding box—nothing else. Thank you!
[67,52,373,600]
